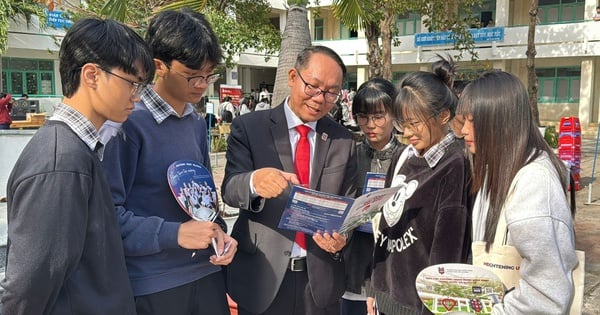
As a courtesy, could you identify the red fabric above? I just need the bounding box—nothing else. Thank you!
[294,125,311,249]
[0,94,12,125]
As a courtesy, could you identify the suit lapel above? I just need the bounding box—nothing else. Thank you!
[311,118,332,188]
[271,105,295,174]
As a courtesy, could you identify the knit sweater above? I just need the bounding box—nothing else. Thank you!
[473,152,578,315]
[2,121,136,314]
[371,139,471,314]
[101,97,223,296]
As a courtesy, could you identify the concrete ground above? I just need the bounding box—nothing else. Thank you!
[0,140,599,314]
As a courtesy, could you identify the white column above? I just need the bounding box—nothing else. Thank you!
[495,0,510,27]
[579,58,594,125]
[227,66,239,86]
[586,0,598,21]
[356,67,367,88]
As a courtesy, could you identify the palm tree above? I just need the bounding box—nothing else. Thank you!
[0,0,47,90]
[332,0,385,79]
[271,0,312,107]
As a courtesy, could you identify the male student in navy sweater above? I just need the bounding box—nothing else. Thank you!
[100,9,237,315]
[2,18,154,314]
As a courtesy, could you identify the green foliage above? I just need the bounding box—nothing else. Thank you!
[545,125,559,149]
[69,0,281,68]
[332,0,484,79]
[201,1,281,68]
[0,0,47,55]
[287,0,309,6]
[68,0,156,32]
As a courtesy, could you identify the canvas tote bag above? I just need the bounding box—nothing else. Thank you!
[472,208,585,315]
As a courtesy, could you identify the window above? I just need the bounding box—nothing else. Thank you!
[538,0,584,24]
[314,19,324,41]
[345,71,357,90]
[396,12,421,36]
[1,58,55,96]
[340,23,358,39]
[471,0,496,27]
[536,67,580,103]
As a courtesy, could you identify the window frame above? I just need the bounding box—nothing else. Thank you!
[536,66,581,103]
[1,57,56,97]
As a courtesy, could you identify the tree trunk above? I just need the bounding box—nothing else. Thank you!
[527,0,540,126]
[271,3,312,107]
[365,22,382,79]
[380,9,394,81]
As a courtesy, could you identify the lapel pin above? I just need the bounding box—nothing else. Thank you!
[321,133,328,141]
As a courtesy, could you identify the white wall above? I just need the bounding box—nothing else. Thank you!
[0,131,35,197]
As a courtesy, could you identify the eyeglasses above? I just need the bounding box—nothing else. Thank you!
[100,67,146,98]
[295,69,341,104]
[166,64,220,87]
[356,113,387,127]
[393,113,438,131]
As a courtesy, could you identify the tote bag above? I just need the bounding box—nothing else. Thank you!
[472,209,585,315]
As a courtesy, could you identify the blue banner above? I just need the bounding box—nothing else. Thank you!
[415,27,504,47]
[46,10,73,29]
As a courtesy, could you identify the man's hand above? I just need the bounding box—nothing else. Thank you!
[253,167,299,199]
[313,231,347,253]
[209,231,238,266]
[366,297,376,315]
[177,220,219,249]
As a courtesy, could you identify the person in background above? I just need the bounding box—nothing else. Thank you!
[1,17,154,314]
[259,87,270,103]
[239,97,251,115]
[593,6,600,21]
[100,9,237,315]
[341,78,405,315]
[222,45,357,315]
[254,97,270,111]
[458,70,578,314]
[0,93,13,129]
[368,56,471,315]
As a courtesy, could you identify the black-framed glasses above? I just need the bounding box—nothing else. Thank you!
[356,113,388,127]
[166,64,220,87]
[393,113,438,131]
[295,69,341,104]
[100,67,146,98]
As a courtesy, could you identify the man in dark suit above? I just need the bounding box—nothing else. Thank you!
[222,46,357,315]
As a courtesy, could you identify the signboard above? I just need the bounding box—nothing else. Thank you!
[415,27,504,47]
[46,10,73,29]
[219,84,243,106]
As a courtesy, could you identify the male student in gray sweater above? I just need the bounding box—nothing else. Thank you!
[1,18,154,315]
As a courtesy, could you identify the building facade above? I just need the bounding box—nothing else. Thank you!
[3,0,600,133]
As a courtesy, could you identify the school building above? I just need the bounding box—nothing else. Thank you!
[3,0,600,133]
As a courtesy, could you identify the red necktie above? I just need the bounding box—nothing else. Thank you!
[294,125,311,249]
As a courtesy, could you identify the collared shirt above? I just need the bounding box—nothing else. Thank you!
[141,86,196,124]
[283,97,317,258]
[98,86,196,144]
[284,97,317,179]
[406,131,455,168]
[49,103,104,159]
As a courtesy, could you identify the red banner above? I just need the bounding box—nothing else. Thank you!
[219,85,243,106]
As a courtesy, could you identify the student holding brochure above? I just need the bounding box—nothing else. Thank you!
[458,70,578,314]
[341,78,405,315]
[368,57,472,315]
[100,9,236,315]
